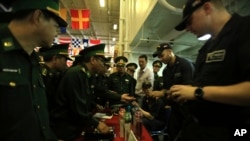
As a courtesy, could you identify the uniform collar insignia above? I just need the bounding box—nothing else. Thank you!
[2,37,15,51]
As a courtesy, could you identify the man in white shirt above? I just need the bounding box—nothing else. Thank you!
[135,54,154,106]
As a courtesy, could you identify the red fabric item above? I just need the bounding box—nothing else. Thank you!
[89,39,101,46]
[70,9,90,29]
[106,115,154,141]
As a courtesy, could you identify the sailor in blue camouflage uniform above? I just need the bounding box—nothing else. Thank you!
[0,0,67,140]
[170,0,250,140]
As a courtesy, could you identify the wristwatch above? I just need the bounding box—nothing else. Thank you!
[194,87,204,100]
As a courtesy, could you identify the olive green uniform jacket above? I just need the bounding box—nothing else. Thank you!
[108,72,136,105]
[0,26,52,141]
[50,65,99,141]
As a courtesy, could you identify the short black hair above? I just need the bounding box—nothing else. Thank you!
[139,54,148,61]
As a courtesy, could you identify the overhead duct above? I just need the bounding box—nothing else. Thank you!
[158,0,183,15]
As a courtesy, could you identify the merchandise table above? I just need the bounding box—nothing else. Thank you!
[74,114,153,141]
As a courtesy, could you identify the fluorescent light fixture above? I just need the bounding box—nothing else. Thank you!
[198,34,211,41]
[113,24,118,30]
[100,0,105,7]
[112,37,116,41]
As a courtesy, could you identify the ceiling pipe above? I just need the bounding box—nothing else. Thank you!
[158,0,183,15]
[139,38,202,46]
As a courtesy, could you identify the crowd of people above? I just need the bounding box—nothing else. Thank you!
[1,0,250,141]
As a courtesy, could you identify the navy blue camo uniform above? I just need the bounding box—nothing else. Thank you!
[181,14,250,140]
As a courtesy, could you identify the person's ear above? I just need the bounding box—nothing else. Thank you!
[32,9,43,26]
[51,56,58,63]
[203,2,212,15]
[90,56,97,64]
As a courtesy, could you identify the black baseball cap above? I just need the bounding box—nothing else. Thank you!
[152,43,172,58]
[175,0,210,31]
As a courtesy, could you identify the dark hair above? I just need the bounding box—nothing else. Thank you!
[139,54,148,61]
[142,81,152,89]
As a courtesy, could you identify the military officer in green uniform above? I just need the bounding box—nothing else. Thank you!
[50,44,111,141]
[126,62,138,77]
[0,0,67,141]
[152,60,163,91]
[94,57,136,108]
[39,43,72,114]
[108,56,137,106]
[93,57,112,107]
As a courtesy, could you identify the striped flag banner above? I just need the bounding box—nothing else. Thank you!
[59,36,71,44]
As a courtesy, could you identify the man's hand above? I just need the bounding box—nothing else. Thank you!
[149,90,164,98]
[169,85,196,103]
[121,93,136,102]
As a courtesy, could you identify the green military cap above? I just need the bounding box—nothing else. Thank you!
[39,43,72,61]
[152,60,162,68]
[152,43,172,58]
[0,0,67,27]
[114,56,128,66]
[104,57,112,65]
[79,43,106,59]
[126,63,138,71]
